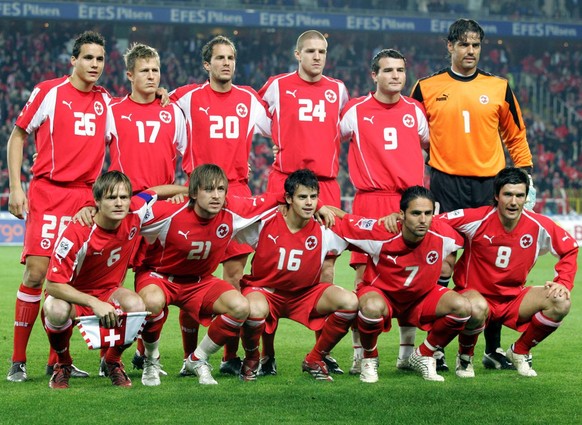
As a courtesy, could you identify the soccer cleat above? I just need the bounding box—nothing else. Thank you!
[409,350,445,382]
[258,356,278,376]
[396,356,411,370]
[7,362,28,383]
[455,354,475,378]
[433,348,449,372]
[131,352,146,370]
[323,355,344,375]
[185,357,218,385]
[302,358,333,382]
[349,348,363,375]
[142,357,164,387]
[49,363,71,389]
[179,360,195,377]
[99,357,109,377]
[46,363,89,378]
[482,348,516,370]
[505,347,537,377]
[219,357,242,375]
[106,362,132,387]
[359,357,379,383]
[239,359,260,382]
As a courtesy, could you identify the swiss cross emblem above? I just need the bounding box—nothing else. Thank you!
[216,224,230,239]
[520,234,533,248]
[159,110,172,123]
[94,101,104,116]
[402,113,415,128]
[479,95,489,105]
[426,250,439,265]
[236,103,248,118]
[305,236,318,251]
[324,90,337,103]
[103,328,121,347]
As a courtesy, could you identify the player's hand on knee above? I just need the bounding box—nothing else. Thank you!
[544,281,570,300]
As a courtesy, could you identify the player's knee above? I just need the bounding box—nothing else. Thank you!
[468,297,489,325]
[43,299,71,326]
[549,295,571,319]
[338,290,358,311]
[139,287,165,314]
[22,266,46,289]
[248,299,269,319]
[121,293,146,313]
[227,295,250,321]
[449,294,472,318]
[359,298,384,319]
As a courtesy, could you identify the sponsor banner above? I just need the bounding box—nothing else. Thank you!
[0,213,25,246]
[552,215,582,243]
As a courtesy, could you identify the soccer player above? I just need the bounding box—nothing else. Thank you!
[237,169,357,382]
[437,167,578,378]
[339,48,429,374]
[6,31,110,382]
[136,164,283,386]
[103,42,189,376]
[329,186,470,382]
[169,35,272,376]
[409,18,534,371]
[42,171,182,388]
[257,29,349,375]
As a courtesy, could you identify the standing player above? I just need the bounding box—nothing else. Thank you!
[257,29,349,374]
[409,18,534,371]
[237,169,357,382]
[104,42,188,376]
[6,31,110,382]
[169,35,272,376]
[42,171,170,388]
[339,48,429,374]
[329,186,470,383]
[437,168,577,378]
[136,164,284,386]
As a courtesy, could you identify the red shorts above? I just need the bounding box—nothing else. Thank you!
[457,287,532,332]
[350,191,401,267]
[134,270,235,326]
[267,168,340,207]
[357,285,449,332]
[22,178,93,262]
[223,182,254,262]
[241,283,333,334]
[72,287,120,318]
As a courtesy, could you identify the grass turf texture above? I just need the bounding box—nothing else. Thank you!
[0,246,581,425]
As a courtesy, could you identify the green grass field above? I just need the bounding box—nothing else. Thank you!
[0,246,580,425]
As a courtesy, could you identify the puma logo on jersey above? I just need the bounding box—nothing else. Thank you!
[267,234,279,244]
[93,249,104,256]
[562,235,571,241]
[436,93,449,102]
[386,255,398,264]
[199,106,210,115]
[483,234,494,244]
[178,230,190,239]
[286,90,297,98]
[121,114,132,121]
[363,116,374,124]
[62,100,73,109]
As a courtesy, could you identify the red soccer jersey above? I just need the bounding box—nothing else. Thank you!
[338,214,463,305]
[46,192,156,294]
[170,82,271,181]
[238,210,348,291]
[437,206,579,297]
[138,193,280,277]
[106,96,188,193]
[16,76,110,183]
[259,71,349,178]
[340,93,429,192]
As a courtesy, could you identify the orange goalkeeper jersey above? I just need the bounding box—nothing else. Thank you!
[410,68,532,177]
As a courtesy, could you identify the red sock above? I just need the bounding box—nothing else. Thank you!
[513,312,561,354]
[222,337,240,361]
[179,309,199,359]
[141,307,168,345]
[12,284,42,363]
[306,310,356,362]
[241,318,265,361]
[356,311,385,359]
[458,325,485,356]
[261,327,277,358]
[48,347,58,366]
[419,314,469,356]
[104,345,128,364]
[207,314,244,348]
[44,318,73,365]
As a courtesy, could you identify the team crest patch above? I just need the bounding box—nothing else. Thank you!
[216,224,230,238]
[41,238,52,250]
[305,236,318,251]
[128,227,138,240]
[520,234,533,248]
[426,250,439,265]
[56,237,74,258]
[159,110,172,124]
[402,113,415,128]
[325,89,337,103]
[446,209,464,219]
[479,95,489,105]
[93,101,104,116]
[236,103,248,118]
[355,218,376,230]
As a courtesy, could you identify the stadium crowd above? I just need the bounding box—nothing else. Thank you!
[0,20,581,211]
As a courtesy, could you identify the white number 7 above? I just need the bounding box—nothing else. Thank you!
[403,266,419,287]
